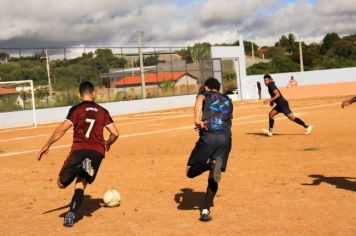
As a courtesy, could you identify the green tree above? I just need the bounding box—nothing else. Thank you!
[276,33,297,54]
[247,62,278,75]
[271,55,300,72]
[232,40,259,55]
[176,48,193,63]
[159,78,174,92]
[0,52,10,61]
[264,46,285,58]
[90,49,127,72]
[328,40,356,60]
[320,32,341,54]
[189,42,211,62]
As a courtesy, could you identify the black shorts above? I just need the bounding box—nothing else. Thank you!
[187,132,231,172]
[59,149,103,187]
[273,100,292,116]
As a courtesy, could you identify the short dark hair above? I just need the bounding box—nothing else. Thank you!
[263,74,272,80]
[79,81,94,95]
[204,77,221,91]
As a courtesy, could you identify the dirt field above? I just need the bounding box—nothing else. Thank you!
[1,95,356,235]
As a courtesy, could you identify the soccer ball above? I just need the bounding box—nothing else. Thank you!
[103,188,121,207]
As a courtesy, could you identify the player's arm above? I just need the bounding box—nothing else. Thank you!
[105,123,119,152]
[37,120,73,160]
[264,89,280,105]
[341,96,356,108]
[194,94,207,130]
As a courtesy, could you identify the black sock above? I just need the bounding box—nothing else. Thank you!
[269,118,274,132]
[203,178,218,211]
[69,189,84,213]
[294,117,308,128]
[187,163,211,178]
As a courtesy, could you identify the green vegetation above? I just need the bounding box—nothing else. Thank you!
[247,32,356,75]
[0,32,354,108]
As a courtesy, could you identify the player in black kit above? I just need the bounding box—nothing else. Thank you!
[262,74,312,136]
[186,77,233,222]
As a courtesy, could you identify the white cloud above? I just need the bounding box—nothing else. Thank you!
[0,0,354,49]
[316,0,356,16]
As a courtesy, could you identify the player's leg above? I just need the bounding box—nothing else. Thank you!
[283,102,312,135]
[63,150,103,227]
[64,178,87,227]
[199,178,218,222]
[286,112,312,134]
[186,164,211,178]
[200,135,231,222]
[186,134,215,178]
[263,108,279,136]
[57,152,83,189]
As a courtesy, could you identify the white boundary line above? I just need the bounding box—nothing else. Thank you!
[0,116,292,158]
[0,101,338,158]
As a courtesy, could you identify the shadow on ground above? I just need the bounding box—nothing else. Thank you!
[43,195,103,224]
[174,188,213,210]
[303,174,356,192]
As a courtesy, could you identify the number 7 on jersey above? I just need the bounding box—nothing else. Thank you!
[85,118,95,138]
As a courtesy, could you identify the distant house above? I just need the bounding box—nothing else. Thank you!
[0,87,18,96]
[0,87,26,108]
[258,47,268,59]
[112,72,199,93]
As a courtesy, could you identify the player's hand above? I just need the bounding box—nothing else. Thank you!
[194,121,208,131]
[263,99,270,105]
[341,100,350,108]
[105,140,111,152]
[37,146,49,161]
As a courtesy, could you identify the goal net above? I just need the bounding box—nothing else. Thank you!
[0,80,37,127]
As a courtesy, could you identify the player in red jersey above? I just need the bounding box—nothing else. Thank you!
[37,81,119,227]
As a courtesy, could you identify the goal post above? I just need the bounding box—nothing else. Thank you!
[0,80,37,127]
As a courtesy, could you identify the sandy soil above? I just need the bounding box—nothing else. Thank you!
[0,94,356,235]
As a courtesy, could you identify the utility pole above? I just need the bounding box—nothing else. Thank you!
[251,41,255,59]
[43,49,53,100]
[298,36,304,72]
[137,31,146,99]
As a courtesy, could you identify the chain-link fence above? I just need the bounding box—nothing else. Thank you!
[0,46,214,111]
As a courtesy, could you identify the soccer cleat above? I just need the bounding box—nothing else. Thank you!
[199,209,212,222]
[305,125,313,135]
[209,158,222,183]
[262,128,273,137]
[63,211,75,227]
[82,158,95,177]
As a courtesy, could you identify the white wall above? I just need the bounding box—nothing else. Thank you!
[244,67,356,100]
[175,75,197,86]
[0,94,196,129]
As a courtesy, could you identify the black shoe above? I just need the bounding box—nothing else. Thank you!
[199,209,212,222]
[63,211,75,227]
[209,158,222,182]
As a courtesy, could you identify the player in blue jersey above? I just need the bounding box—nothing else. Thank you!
[186,77,233,222]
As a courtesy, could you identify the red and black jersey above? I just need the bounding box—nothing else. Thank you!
[66,101,114,156]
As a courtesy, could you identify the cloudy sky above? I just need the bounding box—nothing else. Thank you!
[0,0,355,48]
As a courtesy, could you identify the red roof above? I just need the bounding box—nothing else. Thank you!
[112,72,194,86]
[0,87,18,95]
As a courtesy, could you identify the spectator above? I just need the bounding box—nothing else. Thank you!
[287,76,298,88]
[256,81,262,100]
